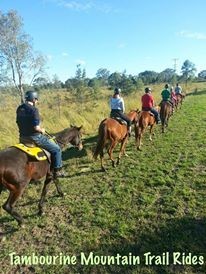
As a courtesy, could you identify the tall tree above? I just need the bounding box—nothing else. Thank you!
[0,10,46,102]
[96,68,110,86]
[181,60,196,86]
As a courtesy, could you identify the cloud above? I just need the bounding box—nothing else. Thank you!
[50,0,114,13]
[118,43,127,49]
[46,54,53,60]
[61,52,69,57]
[178,30,206,40]
[75,59,86,65]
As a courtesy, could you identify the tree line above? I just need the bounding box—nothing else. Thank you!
[0,10,205,102]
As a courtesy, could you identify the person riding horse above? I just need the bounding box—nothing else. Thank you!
[110,88,132,136]
[161,84,174,113]
[16,90,66,178]
[175,83,183,97]
[141,87,161,124]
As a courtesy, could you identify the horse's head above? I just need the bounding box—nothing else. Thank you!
[55,125,83,150]
[69,125,83,150]
[128,109,139,123]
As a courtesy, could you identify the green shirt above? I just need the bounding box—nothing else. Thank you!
[161,89,171,101]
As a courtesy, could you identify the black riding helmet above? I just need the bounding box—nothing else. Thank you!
[25,90,38,102]
[114,87,121,94]
[145,87,151,93]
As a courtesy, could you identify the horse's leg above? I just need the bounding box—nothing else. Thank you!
[38,174,53,215]
[0,183,3,195]
[2,186,26,225]
[137,127,144,150]
[54,178,64,197]
[149,124,154,141]
[117,138,128,165]
[100,147,106,172]
[108,140,117,167]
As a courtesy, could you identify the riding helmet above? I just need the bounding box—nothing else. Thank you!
[114,87,121,94]
[145,87,151,93]
[25,90,38,102]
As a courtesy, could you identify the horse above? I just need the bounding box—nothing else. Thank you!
[160,101,172,133]
[135,109,158,150]
[93,110,139,171]
[176,93,186,109]
[0,125,83,225]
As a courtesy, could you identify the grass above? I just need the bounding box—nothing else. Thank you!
[0,85,206,274]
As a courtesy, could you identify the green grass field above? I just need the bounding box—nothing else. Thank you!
[0,88,206,274]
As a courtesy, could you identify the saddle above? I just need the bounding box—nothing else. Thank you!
[111,116,127,125]
[142,110,154,117]
[12,137,51,161]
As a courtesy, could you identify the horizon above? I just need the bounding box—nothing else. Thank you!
[1,0,206,82]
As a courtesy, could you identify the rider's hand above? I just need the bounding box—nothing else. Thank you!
[41,128,46,134]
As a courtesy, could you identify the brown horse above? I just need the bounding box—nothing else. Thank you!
[135,108,159,150]
[0,126,83,225]
[160,101,172,133]
[176,94,183,109]
[93,110,138,171]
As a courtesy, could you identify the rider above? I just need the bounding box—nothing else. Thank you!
[16,90,66,178]
[170,86,177,108]
[161,84,174,112]
[175,83,183,97]
[141,87,161,124]
[110,87,132,136]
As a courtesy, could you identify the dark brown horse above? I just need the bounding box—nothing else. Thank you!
[160,101,172,133]
[93,110,138,171]
[0,126,83,225]
[135,108,159,150]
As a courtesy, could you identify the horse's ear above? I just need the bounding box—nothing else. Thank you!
[70,124,74,128]
[77,125,83,131]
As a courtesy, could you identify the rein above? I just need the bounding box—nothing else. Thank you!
[45,131,66,147]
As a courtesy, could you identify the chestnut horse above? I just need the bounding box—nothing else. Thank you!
[176,93,185,109]
[160,101,172,133]
[0,126,83,225]
[135,109,159,150]
[93,110,138,171]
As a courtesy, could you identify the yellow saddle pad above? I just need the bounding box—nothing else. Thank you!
[13,144,47,161]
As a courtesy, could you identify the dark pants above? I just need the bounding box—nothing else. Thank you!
[110,109,131,127]
[142,107,160,123]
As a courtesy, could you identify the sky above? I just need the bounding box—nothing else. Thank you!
[1,0,206,82]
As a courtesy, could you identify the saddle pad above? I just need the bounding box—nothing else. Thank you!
[13,144,47,161]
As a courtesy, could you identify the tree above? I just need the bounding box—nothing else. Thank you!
[198,70,206,80]
[0,10,46,102]
[157,68,176,83]
[96,68,110,86]
[108,72,122,88]
[138,70,158,84]
[181,60,196,86]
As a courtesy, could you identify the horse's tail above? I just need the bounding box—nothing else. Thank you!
[93,120,107,159]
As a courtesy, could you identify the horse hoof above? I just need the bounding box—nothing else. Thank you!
[38,209,44,216]
[101,167,106,172]
[17,220,24,227]
[58,192,64,198]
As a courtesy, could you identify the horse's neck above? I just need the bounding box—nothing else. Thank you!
[128,111,137,122]
[55,129,75,147]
